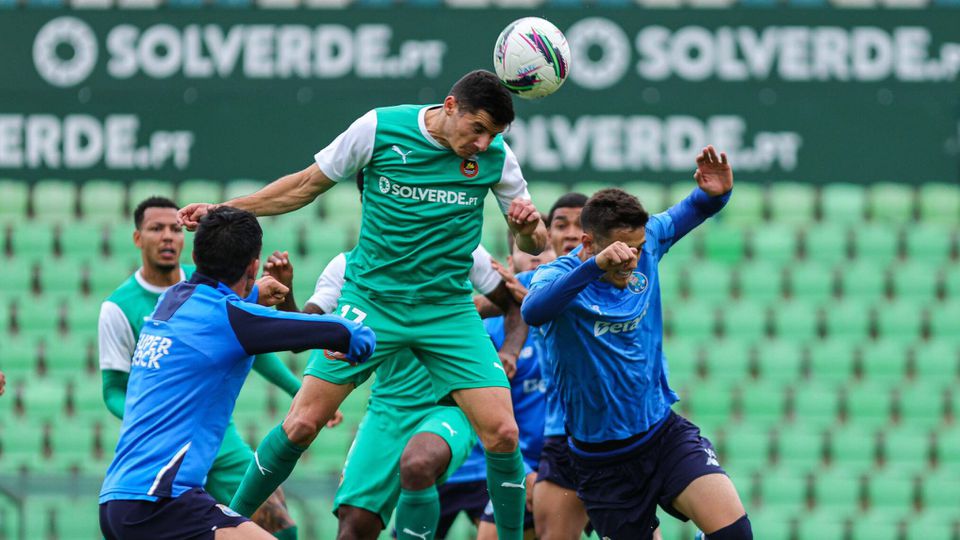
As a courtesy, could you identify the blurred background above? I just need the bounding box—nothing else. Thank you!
[1,2,959,539]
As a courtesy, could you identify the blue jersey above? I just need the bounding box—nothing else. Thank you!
[99,273,372,503]
[522,188,730,444]
[448,282,546,482]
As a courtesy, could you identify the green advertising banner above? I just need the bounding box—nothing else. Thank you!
[2,9,960,184]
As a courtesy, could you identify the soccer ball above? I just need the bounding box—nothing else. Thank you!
[493,17,571,100]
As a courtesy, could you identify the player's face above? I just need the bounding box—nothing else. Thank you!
[135,207,184,272]
[509,244,556,273]
[447,102,506,158]
[594,227,646,289]
[549,207,583,255]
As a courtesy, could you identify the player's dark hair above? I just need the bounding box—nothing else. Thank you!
[581,189,649,239]
[133,196,179,230]
[193,206,262,284]
[547,192,588,226]
[450,70,515,127]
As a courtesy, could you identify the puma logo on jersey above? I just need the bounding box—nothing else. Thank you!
[500,481,525,489]
[493,362,505,372]
[254,451,272,476]
[391,145,413,164]
[441,422,458,437]
[402,528,431,539]
[593,316,642,337]
[132,333,172,369]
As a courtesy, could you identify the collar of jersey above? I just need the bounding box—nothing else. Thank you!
[134,266,187,294]
[417,105,446,150]
[187,271,254,301]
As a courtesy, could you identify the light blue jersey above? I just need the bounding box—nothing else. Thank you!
[523,188,730,444]
[99,273,372,503]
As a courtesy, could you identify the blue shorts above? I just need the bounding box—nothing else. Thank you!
[436,480,487,539]
[536,435,578,490]
[100,487,249,540]
[570,412,726,540]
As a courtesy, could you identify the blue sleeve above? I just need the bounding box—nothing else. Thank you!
[225,301,375,362]
[521,258,605,326]
[658,187,732,250]
[483,317,506,350]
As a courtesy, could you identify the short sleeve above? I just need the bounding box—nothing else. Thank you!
[314,110,377,183]
[305,253,347,314]
[469,244,502,296]
[98,301,135,372]
[491,142,531,213]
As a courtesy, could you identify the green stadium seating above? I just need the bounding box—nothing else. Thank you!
[0,419,45,470]
[776,425,824,471]
[739,381,787,429]
[770,299,820,343]
[260,218,302,256]
[223,179,265,203]
[823,299,871,340]
[802,222,849,266]
[919,473,960,515]
[178,179,223,204]
[829,424,879,472]
[664,228,699,262]
[32,180,77,222]
[702,223,746,265]
[786,260,834,302]
[658,261,682,303]
[527,182,570,213]
[234,377,272,417]
[918,183,960,225]
[71,375,104,420]
[623,181,666,214]
[791,383,841,429]
[47,419,96,470]
[17,295,62,336]
[821,183,867,224]
[0,256,30,303]
[79,180,126,223]
[928,299,960,340]
[874,298,925,342]
[794,511,846,540]
[882,427,932,472]
[756,468,807,511]
[701,338,751,384]
[684,381,735,431]
[860,339,910,386]
[890,260,940,302]
[750,224,799,264]
[808,339,857,386]
[667,299,716,340]
[747,507,791,540]
[870,182,915,223]
[9,221,56,260]
[685,261,732,305]
[37,256,84,297]
[897,384,947,430]
[58,221,105,261]
[320,180,362,222]
[720,299,767,341]
[838,260,887,300]
[65,296,102,338]
[722,182,765,226]
[866,469,916,512]
[755,339,803,385]
[845,383,895,430]
[737,261,783,303]
[87,258,137,297]
[912,339,958,389]
[0,299,9,334]
[810,468,863,513]
[52,497,102,538]
[849,510,903,540]
[667,182,695,211]
[128,179,176,205]
[942,263,960,298]
[20,378,68,423]
[0,178,30,224]
[852,224,900,264]
[3,335,41,376]
[106,224,139,262]
[904,512,955,540]
[720,423,770,469]
[302,221,354,261]
[44,334,92,379]
[664,338,699,387]
[903,223,953,264]
[769,183,815,225]
[934,427,960,469]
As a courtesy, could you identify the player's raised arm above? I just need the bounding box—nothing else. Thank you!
[506,198,549,255]
[662,145,734,245]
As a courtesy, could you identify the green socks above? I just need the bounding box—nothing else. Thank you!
[395,487,440,540]
[272,526,298,540]
[229,424,306,518]
[484,449,526,540]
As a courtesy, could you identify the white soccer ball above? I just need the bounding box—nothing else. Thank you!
[493,17,571,100]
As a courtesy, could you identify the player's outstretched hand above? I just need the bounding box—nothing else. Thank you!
[264,251,293,289]
[507,197,542,236]
[256,275,289,307]
[178,203,219,231]
[491,258,528,304]
[498,351,518,380]
[325,409,344,428]
[595,241,638,271]
[693,145,733,197]
[346,325,377,365]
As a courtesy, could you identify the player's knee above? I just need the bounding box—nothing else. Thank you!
[705,514,752,540]
[478,419,519,452]
[281,412,322,446]
[336,506,381,540]
[399,450,444,490]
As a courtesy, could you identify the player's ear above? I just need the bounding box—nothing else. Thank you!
[133,229,142,249]
[443,95,457,116]
[581,232,594,254]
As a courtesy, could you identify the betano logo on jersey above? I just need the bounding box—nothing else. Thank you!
[132,332,173,369]
[593,316,643,337]
[377,176,480,207]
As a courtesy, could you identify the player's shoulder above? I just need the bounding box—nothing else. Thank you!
[515,270,536,288]
[374,104,421,121]
[105,273,144,304]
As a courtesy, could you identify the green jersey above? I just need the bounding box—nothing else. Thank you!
[313,104,529,304]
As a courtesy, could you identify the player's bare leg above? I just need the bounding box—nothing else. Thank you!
[282,376,354,445]
[393,433,452,539]
[215,521,276,539]
[533,480,589,540]
[336,506,382,540]
[249,488,296,536]
[671,474,749,537]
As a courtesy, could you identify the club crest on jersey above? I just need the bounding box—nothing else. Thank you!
[627,272,648,294]
[460,159,479,178]
[379,176,391,194]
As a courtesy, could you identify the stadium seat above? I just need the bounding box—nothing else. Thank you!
[849,510,903,540]
[87,257,137,297]
[32,180,77,222]
[829,426,878,475]
[667,299,718,341]
[70,374,104,419]
[665,338,699,387]
[768,183,815,225]
[720,423,770,470]
[756,468,807,512]
[47,419,96,470]
[37,256,84,297]
[528,182,572,212]
[912,339,959,392]
[821,183,867,225]
[9,221,56,261]
[860,339,910,385]
[20,378,68,422]
[822,299,871,340]
[128,179,175,205]
[702,223,746,265]
[720,299,768,341]
[622,181,666,214]
[791,383,841,429]
[684,261,733,305]
[882,426,932,472]
[903,223,954,264]
[897,383,947,431]
[866,469,917,513]
[750,224,799,264]
[807,339,857,387]
[701,338,752,385]
[934,426,960,469]
[747,507,792,540]
[874,298,925,342]
[802,222,849,266]
[738,381,787,429]
[838,260,887,300]
[44,333,92,379]
[722,182,765,226]
[0,419,45,470]
[870,183,915,223]
[851,224,900,264]
[318,180,362,223]
[224,179,264,201]
[260,218,302,257]
[65,296,102,338]
[658,261,683,303]
[17,295,63,337]
[918,183,960,225]
[770,298,820,344]
[58,221,105,260]
[106,224,140,262]
[810,468,863,514]
[0,256,34,302]
[52,497,102,538]
[79,180,126,223]
[890,260,940,302]
[775,424,825,471]
[919,473,960,514]
[736,260,783,303]
[664,228,699,262]
[3,335,41,377]
[844,382,895,430]
[0,300,9,335]
[929,297,960,338]
[786,260,834,302]
[754,339,803,385]
[178,179,222,204]
[684,381,735,431]
[0,179,30,224]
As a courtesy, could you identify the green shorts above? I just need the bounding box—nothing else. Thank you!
[204,419,254,505]
[333,404,477,526]
[305,285,509,399]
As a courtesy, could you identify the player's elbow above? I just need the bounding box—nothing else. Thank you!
[520,297,547,327]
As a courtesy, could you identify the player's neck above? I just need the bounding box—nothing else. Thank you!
[424,107,451,149]
[140,264,182,288]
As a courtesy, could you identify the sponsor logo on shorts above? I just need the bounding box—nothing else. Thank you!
[377,176,480,207]
[441,422,458,437]
[627,272,648,294]
[216,504,241,517]
[460,159,479,177]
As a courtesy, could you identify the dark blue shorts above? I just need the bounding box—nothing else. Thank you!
[536,435,579,490]
[570,412,726,540]
[479,496,536,530]
[435,480,488,539]
[100,487,249,540]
